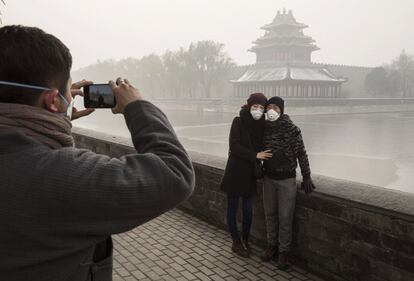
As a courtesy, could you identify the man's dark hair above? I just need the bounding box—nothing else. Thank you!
[0,25,72,105]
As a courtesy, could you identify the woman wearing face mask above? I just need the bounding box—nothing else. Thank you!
[220,93,272,258]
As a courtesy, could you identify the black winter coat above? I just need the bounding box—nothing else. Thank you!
[0,101,194,281]
[220,109,264,197]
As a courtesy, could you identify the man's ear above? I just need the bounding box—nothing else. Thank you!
[42,90,60,113]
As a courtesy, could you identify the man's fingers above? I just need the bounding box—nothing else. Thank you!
[111,107,121,114]
[71,108,95,120]
[71,89,83,97]
[109,80,117,90]
[116,77,124,86]
[75,108,95,118]
[72,79,93,89]
[124,79,134,88]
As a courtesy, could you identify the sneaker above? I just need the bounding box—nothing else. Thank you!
[260,244,278,261]
[277,251,290,270]
[232,241,250,258]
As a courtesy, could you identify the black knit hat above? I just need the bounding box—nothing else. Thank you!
[266,96,285,114]
[247,92,267,107]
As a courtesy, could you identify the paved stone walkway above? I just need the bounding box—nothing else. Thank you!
[112,209,324,281]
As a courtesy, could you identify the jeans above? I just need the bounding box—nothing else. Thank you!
[263,176,297,252]
[226,194,253,243]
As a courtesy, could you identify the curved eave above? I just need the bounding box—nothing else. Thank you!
[261,23,308,30]
[231,67,346,84]
[231,79,345,84]
[249,44,320,52]
[254,35,314,43]
[253,39,316,46]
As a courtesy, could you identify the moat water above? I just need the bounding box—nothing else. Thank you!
[73,104,414,194]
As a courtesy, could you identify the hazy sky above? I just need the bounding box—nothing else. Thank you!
[2,0,414,70]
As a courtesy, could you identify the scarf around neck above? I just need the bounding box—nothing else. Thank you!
[0,102,74,149]
[239,107,265,151]
[239,107,265,137]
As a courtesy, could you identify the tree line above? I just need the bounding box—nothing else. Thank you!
[365,50,414,98]
[0,0,5,24]
[73,41,236,100]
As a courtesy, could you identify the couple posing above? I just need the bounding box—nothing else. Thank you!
[221,93,315,270]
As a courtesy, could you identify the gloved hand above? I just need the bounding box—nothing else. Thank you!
[301,175,315,194]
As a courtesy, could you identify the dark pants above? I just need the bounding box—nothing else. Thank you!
[226,194,253,243]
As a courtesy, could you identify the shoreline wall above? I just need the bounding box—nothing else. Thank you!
[150,98,414,116]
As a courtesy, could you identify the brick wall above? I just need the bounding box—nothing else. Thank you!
[73,128,414,281]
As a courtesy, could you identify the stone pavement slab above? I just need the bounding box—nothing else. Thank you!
[112,209,324,281]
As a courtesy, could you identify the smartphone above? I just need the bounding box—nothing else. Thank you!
[84,84,116,108]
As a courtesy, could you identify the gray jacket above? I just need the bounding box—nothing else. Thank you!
[0,100,195,281]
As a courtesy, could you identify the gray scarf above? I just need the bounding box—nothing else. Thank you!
[0,103,74,149]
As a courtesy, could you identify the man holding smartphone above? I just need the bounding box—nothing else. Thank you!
[0,25,195,281]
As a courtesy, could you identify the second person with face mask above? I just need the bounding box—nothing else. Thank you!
[220,93,272,258]
[261,96,316,270]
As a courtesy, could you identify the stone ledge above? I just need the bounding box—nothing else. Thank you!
[73,127,414,219]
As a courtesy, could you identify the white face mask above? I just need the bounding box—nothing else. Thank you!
[57,93,74,120]
[266,109,280,122]
[0,80,73,120]
[250,108,264,120]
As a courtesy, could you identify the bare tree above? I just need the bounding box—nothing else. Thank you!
[72,40,237,100]
[134,54,165,99]
[369,50,414,98]
[188,41,235,99]
[162,49,186,99]
[365,67,392,97]
[390,50,414,97]
[0,0,5,24]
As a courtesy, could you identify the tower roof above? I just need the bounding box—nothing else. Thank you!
[231,65,346,83]
[249,42,320,53]
[261,9,308,30]
[249,9,319,63]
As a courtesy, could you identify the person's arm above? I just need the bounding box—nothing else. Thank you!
[229,117,256,162]
[294,128,315,194]
[42,80,194,238]
[295,128,311,178]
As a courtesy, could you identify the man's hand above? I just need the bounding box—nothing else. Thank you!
[70,79,95,121]
[110,79,142,114]
[301,176,316,194]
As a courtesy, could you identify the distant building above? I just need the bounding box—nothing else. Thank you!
[231,9,347,98]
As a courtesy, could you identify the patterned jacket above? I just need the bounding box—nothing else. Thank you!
[263,114,311,180]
